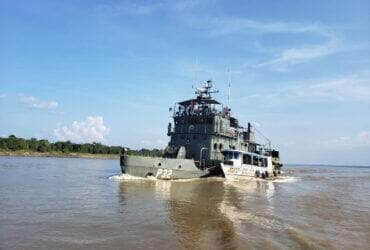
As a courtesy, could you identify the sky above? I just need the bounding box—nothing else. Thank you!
[0,0,369,165]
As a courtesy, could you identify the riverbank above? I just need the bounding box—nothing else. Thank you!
[0,150,119,160]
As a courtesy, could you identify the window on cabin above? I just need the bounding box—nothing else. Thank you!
[262,158,267,167]
[243,154,252,164]
[233,152,240,159]
[223,151,233,160]
[258,158,263,167]
[213,143,218,150]
[253,156,259,166]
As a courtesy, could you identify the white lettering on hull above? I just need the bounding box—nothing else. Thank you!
[155,169,173,179]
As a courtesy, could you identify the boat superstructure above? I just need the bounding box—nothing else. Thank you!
[221,149,274,179]
[120,80,282,179]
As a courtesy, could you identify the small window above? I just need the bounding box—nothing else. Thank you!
[258,158,263,167]
[253,156,259,166]
[214,143,218,150]
[243,154,252,164]
[233,152,240,159]
[223,151,233,160]
[219,144,223,150]
[262,158,267,167]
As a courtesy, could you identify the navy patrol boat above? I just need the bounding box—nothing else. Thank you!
[120,80,282,179]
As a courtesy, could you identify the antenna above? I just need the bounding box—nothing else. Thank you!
[227,68,231,107]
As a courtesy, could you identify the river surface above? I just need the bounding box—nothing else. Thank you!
[0,156,369,249]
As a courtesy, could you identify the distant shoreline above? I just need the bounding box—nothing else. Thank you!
[0,150,119,160]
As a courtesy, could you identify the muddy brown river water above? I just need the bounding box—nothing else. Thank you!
[0,156,369,249]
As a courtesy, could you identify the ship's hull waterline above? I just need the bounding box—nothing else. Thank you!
[121,155,211,180]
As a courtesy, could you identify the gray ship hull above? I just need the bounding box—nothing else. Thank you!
[120,155,209,180]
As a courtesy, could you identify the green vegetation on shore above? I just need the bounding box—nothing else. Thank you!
[0,135,163,158]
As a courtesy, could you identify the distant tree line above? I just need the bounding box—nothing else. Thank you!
[0,135,163,156]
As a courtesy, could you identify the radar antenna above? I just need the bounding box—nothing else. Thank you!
[195,80,219,99]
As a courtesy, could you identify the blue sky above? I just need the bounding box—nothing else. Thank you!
[0,0,369,165]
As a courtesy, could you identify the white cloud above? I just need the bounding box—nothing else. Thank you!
[196,17,328,37]
[53,116,110,143]
[92,2,343,71]
[185,16,341,70]
[322,131,370,149]
[19,94,59,110]
[286,74,370,102]
[257,34,339,71]
[242,73,370,105]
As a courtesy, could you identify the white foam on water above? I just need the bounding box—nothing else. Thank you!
[109,173,299,183]
[222,175,300,191]
[109,173,153,181]
[109,174,225,183]
[270,176,300,183]
[171,176,224,183]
